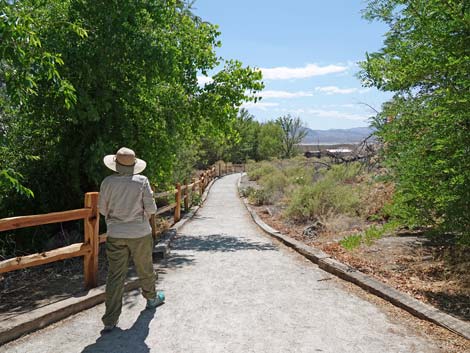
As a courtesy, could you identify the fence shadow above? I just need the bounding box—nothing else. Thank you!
[172,233,278,253]
[81,308,155,353]
[158,253,197,272]
[189,214,215,221]
[0,252,107,319]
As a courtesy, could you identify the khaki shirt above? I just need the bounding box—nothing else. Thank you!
[98,174,157,238]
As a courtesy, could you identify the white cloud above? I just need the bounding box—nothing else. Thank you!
[276,107,366,121]
[260,63,347,80]
[253,102,369,122]
[305,109,367,121]
[241,101,280,111]
[314,86,359,95]
[197,75,213,86]
[260,90,313,99]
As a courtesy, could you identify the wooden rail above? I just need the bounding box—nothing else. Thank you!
[155,203,177,215]
[0,243,90,274]
[0,163,242,290]
[0,192,99,289]
[0,209,92,232]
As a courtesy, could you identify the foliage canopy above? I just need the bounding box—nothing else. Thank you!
[359,0,470,238]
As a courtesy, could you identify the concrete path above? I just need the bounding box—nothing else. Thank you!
[1,174,441,353]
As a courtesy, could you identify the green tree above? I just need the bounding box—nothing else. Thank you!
[3,0,263,217]
[257,121,283,159]
[276,114,307,158]
[0,0,84,199]
[359,0,470,239]
[224,109,260,163]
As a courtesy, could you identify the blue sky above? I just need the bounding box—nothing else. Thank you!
[194,0,392,130]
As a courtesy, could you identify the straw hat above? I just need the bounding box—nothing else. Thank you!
[103,147,146,175]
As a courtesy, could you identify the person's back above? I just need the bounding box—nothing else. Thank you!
[99,174,155,238]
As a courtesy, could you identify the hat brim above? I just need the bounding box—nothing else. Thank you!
[103,155,147,175]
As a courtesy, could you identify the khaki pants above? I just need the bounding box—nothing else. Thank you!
[102,234,156,326]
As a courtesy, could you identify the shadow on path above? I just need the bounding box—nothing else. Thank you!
[159,253,197,270]
[190,214,215,221]
[173,234,278,252]
[81,308,156,353]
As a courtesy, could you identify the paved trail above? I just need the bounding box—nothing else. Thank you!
[1,174,441,353]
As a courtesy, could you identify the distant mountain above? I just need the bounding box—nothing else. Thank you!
[302,127,375,144]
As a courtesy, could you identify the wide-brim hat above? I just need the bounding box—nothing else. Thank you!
[103,147,146,175]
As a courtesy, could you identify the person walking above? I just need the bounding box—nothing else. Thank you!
[98,147,165,332]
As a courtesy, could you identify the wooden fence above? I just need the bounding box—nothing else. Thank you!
[0,163,244,290]
[0,193,100,289]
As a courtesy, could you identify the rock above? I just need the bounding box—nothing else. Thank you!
[303,221,324,238]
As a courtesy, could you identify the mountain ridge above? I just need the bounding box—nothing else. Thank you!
[302,126,374,144]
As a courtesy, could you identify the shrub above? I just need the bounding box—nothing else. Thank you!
[246,161,278,181]
[340,221,401,250]
[326,163,362,183]
[248,160,364,222]
[239,186,254,198]
[363,225,383,245]
[285,175,360,222]
[339,234,362,251]
[284,165,314,186]
[258,170,287,202]
[248,189,270,206]
[191,193,202,206]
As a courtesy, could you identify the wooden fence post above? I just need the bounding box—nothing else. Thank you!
[199,175,204,195]
[191,178,196,206]
[84,192,99,290]
[174,183,182,223]
[150,185,157,240]
[184,179,189,211]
